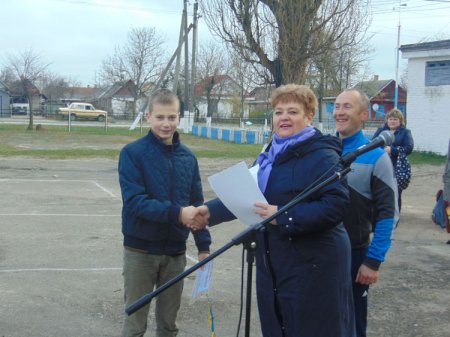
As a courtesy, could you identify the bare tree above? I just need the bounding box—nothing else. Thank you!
[228,50,261,118]
[195,41,231,117]
[99,27,166,116]
[306,32,373,121]
[38,73,80,115]
[0,67,16,85]
[5,49,49,130]
[200,0,370,87]
[318,35,373,93]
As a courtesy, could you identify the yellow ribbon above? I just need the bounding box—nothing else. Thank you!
[208,302,216,337]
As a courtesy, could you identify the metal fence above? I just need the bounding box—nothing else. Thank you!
[192,117,384,144]
[0,110,384,142]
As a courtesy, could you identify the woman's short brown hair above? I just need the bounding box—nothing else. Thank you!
[270,84,318,117]
[385,108,405,126]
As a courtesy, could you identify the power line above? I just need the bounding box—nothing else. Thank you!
[52,0,187,15]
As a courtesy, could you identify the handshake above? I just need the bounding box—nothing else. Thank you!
[180,205,211,230]
[180,202,278,230]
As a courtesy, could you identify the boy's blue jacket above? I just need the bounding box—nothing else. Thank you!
[118,130,211,255]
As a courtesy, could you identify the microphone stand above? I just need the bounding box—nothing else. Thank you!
[243,231,256,337]
[126,165,351,337]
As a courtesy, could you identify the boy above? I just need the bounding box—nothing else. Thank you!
[118,88,210,337]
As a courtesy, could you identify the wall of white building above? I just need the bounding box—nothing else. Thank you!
[403,50,450,155]
[111,97,134,117]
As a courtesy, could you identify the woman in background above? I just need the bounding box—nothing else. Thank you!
[374,108,414,210]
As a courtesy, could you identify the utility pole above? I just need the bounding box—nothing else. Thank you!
[190,1,199,118]
[173,3,186,95]
[394,2,407,109]
[155,25,193,90]
[140,24,192,115]
[183,0,190,114]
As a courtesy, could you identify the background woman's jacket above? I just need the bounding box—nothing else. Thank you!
[373,124,414,166]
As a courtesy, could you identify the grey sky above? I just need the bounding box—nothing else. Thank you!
[1,0,449,86]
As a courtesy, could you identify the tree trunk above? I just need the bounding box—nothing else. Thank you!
[27,95,34,131]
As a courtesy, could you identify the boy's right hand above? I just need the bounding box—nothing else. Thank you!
[180,205,210,230]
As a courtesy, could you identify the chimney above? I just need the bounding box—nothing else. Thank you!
[373,75,379,81]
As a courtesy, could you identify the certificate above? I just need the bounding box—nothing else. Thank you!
[191,260,214,300]
[208,161,267,226]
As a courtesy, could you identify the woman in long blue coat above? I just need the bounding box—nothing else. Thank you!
[196,84,355,337]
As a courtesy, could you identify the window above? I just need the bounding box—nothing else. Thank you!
[10,96,28,104]
[425,60,450,86]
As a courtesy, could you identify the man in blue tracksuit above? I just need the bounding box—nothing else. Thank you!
[334,89,398,337]
[118,89,211,337]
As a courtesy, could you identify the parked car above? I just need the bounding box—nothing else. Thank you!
[57,103,107,122]
[11,106,28,115]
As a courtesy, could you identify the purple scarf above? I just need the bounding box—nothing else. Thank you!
[257,126,316,192]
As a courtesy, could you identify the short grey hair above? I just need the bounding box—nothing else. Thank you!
[344,88,370,111]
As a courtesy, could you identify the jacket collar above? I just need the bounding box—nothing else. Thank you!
[147,130,180,150]
[341,129,366,155]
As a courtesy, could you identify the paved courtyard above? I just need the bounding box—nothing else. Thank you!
[0,157,449,337]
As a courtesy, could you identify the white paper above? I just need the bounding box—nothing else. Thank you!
[208,161,267,226]
[248,164,259,184]
[191,260,213,300]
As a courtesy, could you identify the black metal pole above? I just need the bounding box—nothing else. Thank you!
[126,166,351,318]
[125,238,236,315]
[244,238,256,337]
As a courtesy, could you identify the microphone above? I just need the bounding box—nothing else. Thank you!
[341,130,394,166]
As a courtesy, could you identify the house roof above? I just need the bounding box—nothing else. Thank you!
[194,74,249,98]
[248,85,275,101]
[8,79,40,96]
[195,74,229,96]
[0,80,9,93]
[97,83,123,99]
[97,80,136,99]
[63,87,101,101]
[400,39,450,53]
[353,79,393,99]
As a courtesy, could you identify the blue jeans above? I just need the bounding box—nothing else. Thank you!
[351,248,370,337]
[121,248,186,337]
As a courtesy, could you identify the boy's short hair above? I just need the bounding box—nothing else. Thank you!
[385,108,405,126]
[270,84,318,117]
[148,88,180,113]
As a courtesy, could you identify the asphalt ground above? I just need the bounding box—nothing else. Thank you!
[1,156,450,337]
[0,157,261,337]
[0,158,124,336]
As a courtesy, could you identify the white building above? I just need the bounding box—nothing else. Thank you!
[401,39,450,155]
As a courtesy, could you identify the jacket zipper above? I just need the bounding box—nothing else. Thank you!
[163,147,174,254]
